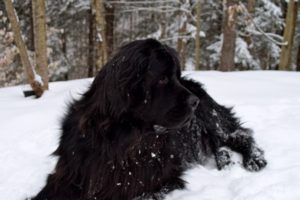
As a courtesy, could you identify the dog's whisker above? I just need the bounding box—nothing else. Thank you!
[153,125,167,133]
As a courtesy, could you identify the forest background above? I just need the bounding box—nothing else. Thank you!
[0,0,299,97]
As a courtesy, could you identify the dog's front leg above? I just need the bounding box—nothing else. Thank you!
[180,78,267,172]
[224,128,267,171]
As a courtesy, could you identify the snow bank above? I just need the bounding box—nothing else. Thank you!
[0,71,300,200]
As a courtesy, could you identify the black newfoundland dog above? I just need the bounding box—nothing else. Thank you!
[31,39,266,200]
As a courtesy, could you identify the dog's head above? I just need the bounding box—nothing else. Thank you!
[87,39,198,130]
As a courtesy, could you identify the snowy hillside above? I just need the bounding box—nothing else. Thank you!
[0,71,300,200]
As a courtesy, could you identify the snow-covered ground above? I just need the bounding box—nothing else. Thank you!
[0,71,300,200]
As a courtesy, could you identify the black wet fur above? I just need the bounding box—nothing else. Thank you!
[30,39,266,200]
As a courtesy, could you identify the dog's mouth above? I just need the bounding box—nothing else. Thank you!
[153,124,168,133]
[153,115,193,134]
[182,115,193,127]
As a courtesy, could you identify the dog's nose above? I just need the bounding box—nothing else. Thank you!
[188,95,199,110]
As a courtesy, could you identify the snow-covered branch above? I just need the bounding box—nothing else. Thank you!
[121,6,177,13]
[107,0,176,4]
[239,2,287,46]
[160,35,195,42]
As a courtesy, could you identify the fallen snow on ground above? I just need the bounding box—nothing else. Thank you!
[0,71,300,200]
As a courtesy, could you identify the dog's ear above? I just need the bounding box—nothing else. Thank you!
[74,65,131,136]
[162,44,182,78]
[86,66,132,119]
[78,39,158,124]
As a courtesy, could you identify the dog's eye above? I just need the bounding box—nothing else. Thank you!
[158,76,169,85]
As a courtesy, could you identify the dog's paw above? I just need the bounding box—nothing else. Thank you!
[243,147,267,172]
[215,148,233,170]
[134,193,163,200]
[244,156,267,171]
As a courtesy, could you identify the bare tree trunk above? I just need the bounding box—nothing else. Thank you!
[195,0,201,70]
[297,43,300,71]
[279,0,298,70]
[88,8,95,77]
[28,0,34,51]
[159,13,167,40]
[92,0,108,71]
[247,0,256,14]
[177,12,187,70]
[4,0,43,97]
[160,22,166,40]
[62,29,67,56]
[105,3,115,58]
[219,0,239,71]
[158,1,167,40]
[245,0,255,45]
[32,0,48,90]
[129,12,133,42]
[244,0,258,69]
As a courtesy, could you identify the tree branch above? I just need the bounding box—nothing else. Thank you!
[239,2,287,46]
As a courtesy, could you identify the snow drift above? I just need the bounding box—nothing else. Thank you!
[0,71,300,200]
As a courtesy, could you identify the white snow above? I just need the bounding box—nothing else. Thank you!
[1,71,300,200]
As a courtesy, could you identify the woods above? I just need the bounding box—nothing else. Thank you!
[279,0,298,70]
[0,0,300,94]
[3,0,44,97]
[219,0,239,71]
[32,0,48,90]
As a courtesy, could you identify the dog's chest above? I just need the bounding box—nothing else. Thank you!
[90,133,181,199]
